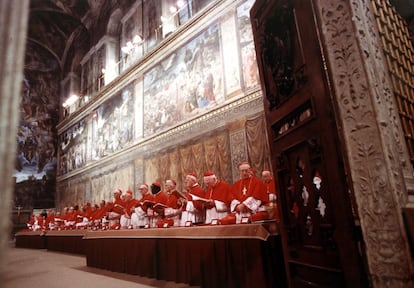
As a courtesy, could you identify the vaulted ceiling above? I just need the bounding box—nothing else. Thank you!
[15,0,102,186]
[25,0,93,75]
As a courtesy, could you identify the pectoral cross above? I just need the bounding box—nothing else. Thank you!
[242,186,247,195]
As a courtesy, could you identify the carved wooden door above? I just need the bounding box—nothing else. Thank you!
[250,0,366,287]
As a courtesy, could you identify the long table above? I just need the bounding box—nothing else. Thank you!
[84,222,286,288]
[45,230,86,254]
[15,230,47,249]
[15,229,86,254]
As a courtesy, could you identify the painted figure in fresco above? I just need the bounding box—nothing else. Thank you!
[203,71,215,103]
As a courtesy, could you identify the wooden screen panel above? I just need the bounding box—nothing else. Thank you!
[251,0,367,286]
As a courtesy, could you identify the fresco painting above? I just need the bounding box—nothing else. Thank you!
[55,5,259,175]
[59,119,87,175]
[58,84,135,175]
[15,68,59,183]
[91,85,135,160]
[237,0,259,89]
[143,23,223,136]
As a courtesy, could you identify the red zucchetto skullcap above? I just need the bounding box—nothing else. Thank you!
[239,161,251,170]
[139,184,148,190]
[152,182,161,188]
[166,179,176,187]
[203,171,216,180]
[186,172,197,181]
[126,189,133,195]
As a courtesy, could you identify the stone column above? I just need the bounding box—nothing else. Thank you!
[0,0,30,282]
[314,0,414,286]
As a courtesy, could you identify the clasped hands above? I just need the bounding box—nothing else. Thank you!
[235,203,249,213]
[204,199,215,209]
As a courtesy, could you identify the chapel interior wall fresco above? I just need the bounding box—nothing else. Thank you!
[14,49,60,210]
[55,0,272,207]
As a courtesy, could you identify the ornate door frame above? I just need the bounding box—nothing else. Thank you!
[314,0,414,286]
[251,0,414,287]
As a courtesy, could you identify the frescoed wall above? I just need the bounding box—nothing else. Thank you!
[56,0,269,209]
[14,46,60,209]
[58,83,135,175]
[237,0,259,90]
[16,70,59,183]
[143,23,223,136]
[91,84,135,160]
[59,119,87,174]
[58,0,261,177]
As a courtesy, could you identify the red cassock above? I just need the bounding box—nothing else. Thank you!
[85,207,93,218]
[94,206,107,220]
[230,175,268,203]
[75,210,84,223]
[112,198,126,214]
[205,180,231,204]
[45,214,55,228]
[124,198,140,217]
[105,202,114,213]
[88,209,99,222]
[186,184,205,210]
[79,208,91,223]
[265,178,277,195]
[138,193,155,212]
[36,215,45,227]
[166,192,180,209]
[157,191,182,227]
[64,211,77,222]
[54,214,64,226]
[154,191,168,206]
[152,191,169,216]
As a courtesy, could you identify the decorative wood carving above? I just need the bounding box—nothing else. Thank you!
[277,138,336,250]
[251,0,368,286]
[314,0,414,285]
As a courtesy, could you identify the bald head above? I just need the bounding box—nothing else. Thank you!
[262,170,272,183]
